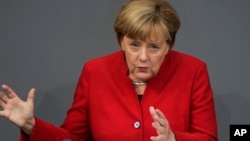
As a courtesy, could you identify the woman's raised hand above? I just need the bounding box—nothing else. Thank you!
[0,84,35,135]
[149,106,176,141]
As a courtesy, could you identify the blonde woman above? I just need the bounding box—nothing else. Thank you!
[0,0,218,140]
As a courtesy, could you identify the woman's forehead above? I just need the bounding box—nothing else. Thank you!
[128,30,167,42]
[126,23,169,42]
[125,34,166,45]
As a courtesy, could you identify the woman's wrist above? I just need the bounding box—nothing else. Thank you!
[167,130,176,141]
[20,117,35,135]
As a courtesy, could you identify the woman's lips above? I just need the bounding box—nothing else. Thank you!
[137,67,148,72]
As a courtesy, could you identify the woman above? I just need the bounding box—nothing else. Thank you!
[0,0,218,140]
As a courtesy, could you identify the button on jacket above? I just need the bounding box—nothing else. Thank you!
[20,50,218,141]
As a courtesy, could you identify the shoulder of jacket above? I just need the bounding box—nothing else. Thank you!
[170,50,206,66]
[83,50,123,71]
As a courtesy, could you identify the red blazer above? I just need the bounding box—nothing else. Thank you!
[20,50,218,141]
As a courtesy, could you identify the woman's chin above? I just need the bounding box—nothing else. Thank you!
[135,73,153,81]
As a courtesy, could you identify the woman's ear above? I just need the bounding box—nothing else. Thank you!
[120,36,125,51]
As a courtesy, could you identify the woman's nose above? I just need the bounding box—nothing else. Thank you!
[138,48,148,62]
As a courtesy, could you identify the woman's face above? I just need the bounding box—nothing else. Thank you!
[121,35,170,81]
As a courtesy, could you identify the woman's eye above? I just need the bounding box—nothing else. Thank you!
[130,42,140,47]
[150,44,159,49]
[131,42,139,47]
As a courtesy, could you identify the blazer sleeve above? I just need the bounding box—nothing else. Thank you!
[173,63,218,141]
[20,64,92,141]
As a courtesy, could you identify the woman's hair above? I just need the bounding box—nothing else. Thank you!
[114,0,181,48]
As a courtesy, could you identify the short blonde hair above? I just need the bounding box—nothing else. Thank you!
[114,0,181,48]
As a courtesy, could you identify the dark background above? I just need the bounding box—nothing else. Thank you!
[1,0,250,140]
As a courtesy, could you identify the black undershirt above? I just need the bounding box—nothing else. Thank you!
[138,94,143,102]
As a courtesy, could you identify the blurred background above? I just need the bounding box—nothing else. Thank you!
[1,0,250,140]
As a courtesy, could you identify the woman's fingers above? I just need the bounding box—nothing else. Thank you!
[0,111,5,117]
[155,108,167,120]
[149,106,176,141]
[0,97,6,108]
[149,106,156,117]
[26,88,35,104]
[27,88,35,101]
[0,91,8,103]
[150,106,168,127]
[2,84,17,98]
[0,92,7,117]
[152,121,164,135]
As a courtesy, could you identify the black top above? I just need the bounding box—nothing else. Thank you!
[138,95,143,102]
